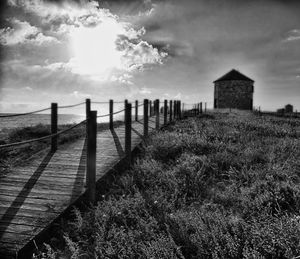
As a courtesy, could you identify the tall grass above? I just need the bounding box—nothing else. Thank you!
[36,113,300,258]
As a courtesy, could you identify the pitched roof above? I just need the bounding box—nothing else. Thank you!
[213,69,254,83]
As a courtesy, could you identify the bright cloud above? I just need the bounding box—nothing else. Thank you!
[139,87,152,94]
[285,29,300,41]
[0,19,59,45]
[4,0,167,82]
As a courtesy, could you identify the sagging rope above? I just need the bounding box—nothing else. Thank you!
[97,108,126,118]
[0,107,51,118]
[58,102,85,109]
[0,119,86,149]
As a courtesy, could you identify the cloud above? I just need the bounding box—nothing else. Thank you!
[174,92,181,99]
[8,0,116,28]
[111,73,134,85]
[4,0,167,80]
[24,86,33,91]
[0,18,59,45]
[284,29,300,41]
[118,40,167,71]
[139,87,151,94]
[71,90,91,99]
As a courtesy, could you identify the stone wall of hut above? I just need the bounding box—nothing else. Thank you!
[214,80,253,110]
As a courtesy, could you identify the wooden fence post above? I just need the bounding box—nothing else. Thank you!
[135,100,138,121]
[200,102,203,114]
[144,99,149,138]
[178,101,181,119]
[86,98,91,136]
[87,110,97,204]
[149,100,152,117]
[164,99,167,125]
[169,100,173,122]
[109,99,113,130]
[86,98,91,119]
[173,101,176,120]
[125,102,132,165]
[175,100,178,119]
[177,101,179,119]
[155,99,160,130]
[124,99,128,121]
[51,103,58,152]
[205,102,207,113]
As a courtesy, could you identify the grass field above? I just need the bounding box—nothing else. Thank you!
[28,113,300,258]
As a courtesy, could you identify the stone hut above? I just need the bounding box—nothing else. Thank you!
[213,69,254,110]
[285,104,293,113]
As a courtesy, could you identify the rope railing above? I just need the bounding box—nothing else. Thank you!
[136,103,145,108]
[97,108,126,118]
[1,98,204,204]
[92,101,110,104]
[58,102,85,109]
[0,119,86,149]
[0,107,51,118]
[92,100,145,105]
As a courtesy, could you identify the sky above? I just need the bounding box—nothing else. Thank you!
[0,0,300,113]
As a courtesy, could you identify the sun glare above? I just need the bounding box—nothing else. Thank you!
[69,19,124,79]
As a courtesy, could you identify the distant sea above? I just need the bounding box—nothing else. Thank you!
[0,113,86,131]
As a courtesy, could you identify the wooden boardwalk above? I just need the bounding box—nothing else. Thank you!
[0,117,163,258]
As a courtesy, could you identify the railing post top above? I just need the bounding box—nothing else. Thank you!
[51,102,58,107]
[89,110,97,117]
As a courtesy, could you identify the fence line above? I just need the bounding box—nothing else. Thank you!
[1,98,205,204]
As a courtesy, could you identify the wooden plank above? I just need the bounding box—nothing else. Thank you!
[0,223,43,236]
[0,185,83,196]
[0,194,77,206]
[0,207,59,218]
[11,163,85,172]
[0,214,57,227]
[0,178,85,188]
[4,173,85,182]
[0,189,82,201]
[0,200,69,214]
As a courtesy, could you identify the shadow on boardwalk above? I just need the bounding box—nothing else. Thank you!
[70,137,87,203]
[0,151,55,239]
[110,128,125,158]
[131,127,144,140]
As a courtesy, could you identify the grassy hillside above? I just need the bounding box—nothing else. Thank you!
[36,112,300,259]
